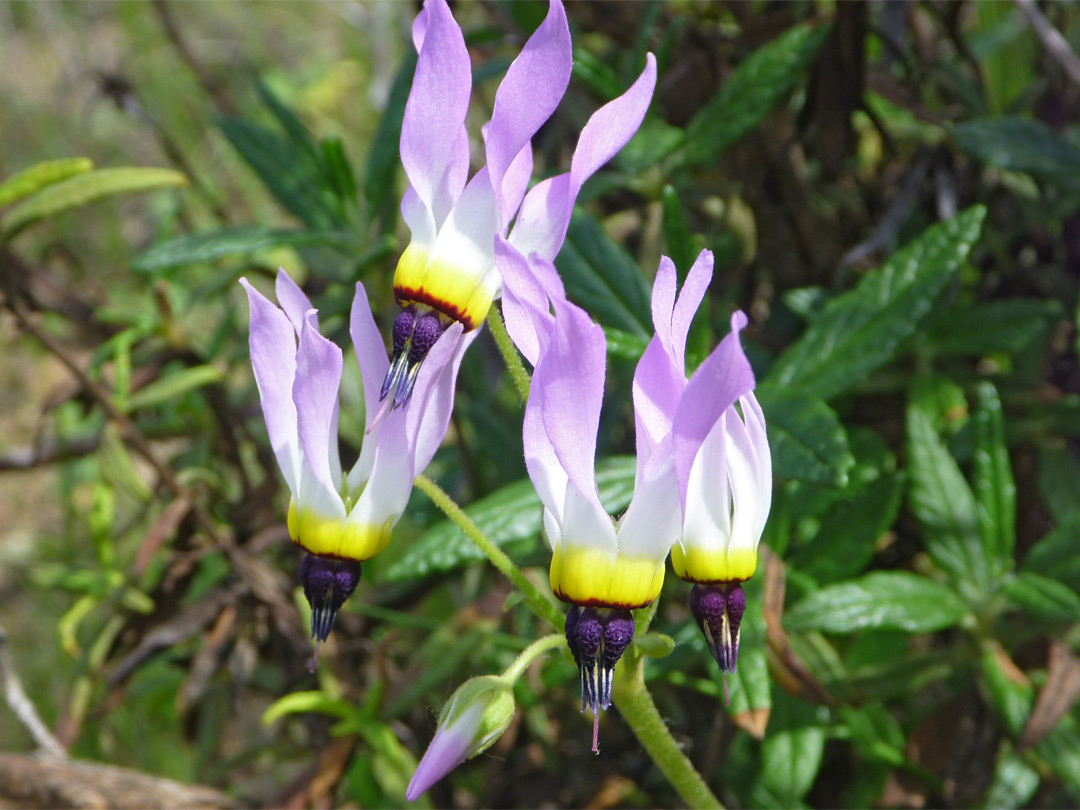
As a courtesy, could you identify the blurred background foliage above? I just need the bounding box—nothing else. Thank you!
[2,1,1080,808]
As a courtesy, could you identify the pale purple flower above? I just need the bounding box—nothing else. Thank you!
[241,270,477,660]
[382,0,656,411]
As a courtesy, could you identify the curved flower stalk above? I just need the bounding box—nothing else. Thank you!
[640,253,772,683]
[241,270,476,663]
[383,0,656,410]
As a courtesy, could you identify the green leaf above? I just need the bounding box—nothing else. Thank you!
[757,386,854,486]
[906,403,988,593]
[980,642,1031,736]
[1004,572,1080,621]
[0,167,188,241]
[752,690,826,808]
[767,206,987,401]
[556,209,653,336]
[981,750,1040,810]
[661,185,695,277]
[1038,445,1080,526]
[0,157,93,208]
[790,474,905,585]
[951,117,1080,179]
[635,632,675,659]
[131,226,360,273]
[678,23,829,167]
[385,456,637,581]
[571,47,623,99]
[365,50,416,226]
[262,691,354,725]
[125,365,224,412]
[973,382,1015,578]
[601,326,649,361]
[840,703,907,767]
[926,299,1060,356]
[785,571,968,634]
[218,116,338,230]
[1021,518,1080,592]
[320,134,359,216]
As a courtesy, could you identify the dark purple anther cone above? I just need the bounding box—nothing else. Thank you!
[379,307,448,410]
[391,306,417,355]
[689,582,745,674]
[565,606,635,715]
[300,555,362,644]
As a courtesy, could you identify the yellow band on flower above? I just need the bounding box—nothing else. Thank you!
[288,501,393,561]
[671,543,757,584]
[550,545,665,609]
[393,243,495,331]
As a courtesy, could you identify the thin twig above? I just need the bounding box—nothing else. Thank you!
[0,625,67,759]
[1015,0,1080,88]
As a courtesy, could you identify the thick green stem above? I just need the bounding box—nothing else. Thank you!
[501,633,566,683]
[612,649,723,810]
[415,474,563,629]
[486,305,531,403]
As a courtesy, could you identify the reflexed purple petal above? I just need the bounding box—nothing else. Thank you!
[275,269,315,335]
[411,3,429,51]
[507,172,572,263]
[405,703,485,802]
[486,0,571,227]
[670,250,713,364]
[407,322,477,473]
[496,237,552,367]
[431,125,471,229]
[349,282,391,431]
[401,186,436,247]
[568,53,657,202]
[240,278,301,495]
[401,0,471,211]
[649,256,678,352]
[614,442,681,560]
[293,311,345,511]
[510,55,656,262]
[498,143,533,227]
[673,312,755,507]
[537,298,605,507]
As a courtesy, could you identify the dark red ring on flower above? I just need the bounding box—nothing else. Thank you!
[394,285,481,331]
[552,589,655,611]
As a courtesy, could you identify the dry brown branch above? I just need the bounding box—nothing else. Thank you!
[0,753,243,810]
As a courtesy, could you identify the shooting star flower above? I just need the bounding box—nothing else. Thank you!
[241,270,476,666]
[642,253,772,686]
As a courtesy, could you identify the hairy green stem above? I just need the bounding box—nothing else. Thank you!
[501,633,566,683]
[486,305,531,403]
[613,649,723,810]
[414,474,563,629]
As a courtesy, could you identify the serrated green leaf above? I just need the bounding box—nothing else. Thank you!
[785,571,968,634]
[973,382,1015,578]
[906,403,988,593]
[556,209,653,336]
[0,157,93,208]
[757,386,854,486]
[752,689,826,809]
[952,117,1080,178]
[386,456,636,581]
[131,226,359,273]
[125,365,223,412]
[679,23,830,167]
[0,167,188,241]
[767,207,986,401]
[926,299,1060,356]
[790,473,904,585]
[1004,572,1080,621]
